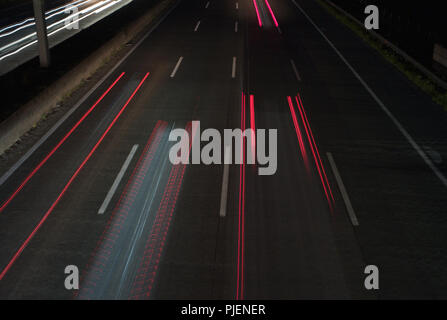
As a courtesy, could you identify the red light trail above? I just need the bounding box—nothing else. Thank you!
[0,72,149,281]
[0,72,125,214]
[264,0,279,27]
[252,0,262,27]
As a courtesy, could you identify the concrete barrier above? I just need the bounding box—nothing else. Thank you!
[0,0,176,154]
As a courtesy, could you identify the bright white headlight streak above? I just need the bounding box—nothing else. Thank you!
[0,0,110,53]
[0,0,118,61]
[94,0,121,14]
[0,0,92,36]
[77,0,112,15]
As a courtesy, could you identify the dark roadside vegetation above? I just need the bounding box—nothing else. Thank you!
[327,0,447,109]
[331,0,447,76]
[0,0,159,123]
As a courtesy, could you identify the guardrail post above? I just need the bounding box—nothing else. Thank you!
[32,0,50,68]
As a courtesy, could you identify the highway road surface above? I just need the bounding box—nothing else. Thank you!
[0,0,446,299]
[0,0,134,75]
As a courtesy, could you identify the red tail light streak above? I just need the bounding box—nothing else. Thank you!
[236,92,247,300]
[0,72,149,281]
[252,0,262,27]
[295,95,334,204]
[264,0,279,27]
[0,72,125,214]
[287,96,307,160]
[287,95,334,210]
[250,94,256,163]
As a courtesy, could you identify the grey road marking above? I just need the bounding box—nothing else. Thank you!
[290,59,302,81]
[170,56,184,78]
[219,145,231,217]
[194,20,201,32]
[326,152,359,226]
[98,144,139,214]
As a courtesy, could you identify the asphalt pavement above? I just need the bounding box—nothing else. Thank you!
[0,0,446,299]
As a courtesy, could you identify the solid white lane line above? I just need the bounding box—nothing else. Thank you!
[234,21,238,32]
[232,57,237,78]
[170,56,184,78]
[219,145,231,217]
[292,0,447,188]
[194,20,201,32]
[290,59,301,81]
[205,1,210,8]
[98,144,139,214]
[236,2,239,9]
[0,2,180,187]
[326,152,359,226]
